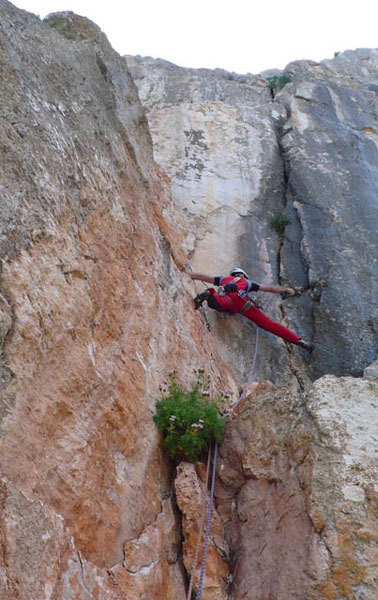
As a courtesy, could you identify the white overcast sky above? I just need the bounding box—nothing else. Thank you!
[12,0,378,74]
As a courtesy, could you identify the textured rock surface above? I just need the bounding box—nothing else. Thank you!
[306,374,378,599]
[125,55,295,386]
[0,2,235,598]
[216,382,320,599]
[278,55,378,379]
[126,51,378,381]
[174,462,229,599]
[0,1,377,599]
[216,374,378,599]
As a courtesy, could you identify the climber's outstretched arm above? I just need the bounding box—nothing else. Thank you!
[259,284,295,296]
[187,272,214,284]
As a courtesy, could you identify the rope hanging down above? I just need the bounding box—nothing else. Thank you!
[195,442,218,600]
[186,449,212,600]
[186,264,261,599]
[190,330,260,600]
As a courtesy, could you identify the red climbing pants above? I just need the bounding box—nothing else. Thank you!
[207,288,301,344]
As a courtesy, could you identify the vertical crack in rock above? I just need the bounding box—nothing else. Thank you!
[0,282,16,420]
[269,115,316,389]
[76,551,91,596]
[273,62,377,377]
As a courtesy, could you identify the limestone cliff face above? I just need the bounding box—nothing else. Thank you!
[215,373,378,599]
[0,2,377,599]
[0,3,234,598]
[125,51,378,383]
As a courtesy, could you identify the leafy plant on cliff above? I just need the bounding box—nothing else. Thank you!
[153,378,225,463]
[269,209,291,235]
[266,73,293,91]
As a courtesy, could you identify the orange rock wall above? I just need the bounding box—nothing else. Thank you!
[0,4,236,598]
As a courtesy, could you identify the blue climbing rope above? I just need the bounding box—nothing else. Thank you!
[186,266,262,598]
[195,442,218,600]
[186,448,212,600]
[193,329,260,599]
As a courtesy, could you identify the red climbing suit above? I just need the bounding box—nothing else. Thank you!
[207,275,301,344]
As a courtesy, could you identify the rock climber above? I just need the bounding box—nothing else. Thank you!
[188,267,313,351]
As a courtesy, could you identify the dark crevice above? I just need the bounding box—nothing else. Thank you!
[76,551,91,595]
[273,116,319,384]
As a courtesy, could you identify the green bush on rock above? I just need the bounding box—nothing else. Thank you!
[153,379,225,463]
[266,74,293,91]
[269,209,291,235]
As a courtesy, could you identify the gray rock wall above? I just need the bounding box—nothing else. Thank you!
[278,57,378,377]
[126,52,378,381]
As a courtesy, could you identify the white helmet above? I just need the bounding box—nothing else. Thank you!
[230,267,248,278]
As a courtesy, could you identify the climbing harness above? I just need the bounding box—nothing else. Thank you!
[193,274,259,317]
[239,299,253,314]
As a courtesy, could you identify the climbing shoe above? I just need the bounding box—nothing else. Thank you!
[297,339,314,353]
[193,290,210,310]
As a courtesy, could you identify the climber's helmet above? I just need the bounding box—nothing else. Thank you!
[230,268,248,278]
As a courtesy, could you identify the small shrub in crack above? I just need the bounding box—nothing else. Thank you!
[153,378,225,463]
[269,209,291,235]
[266,74,293,91]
